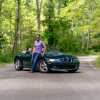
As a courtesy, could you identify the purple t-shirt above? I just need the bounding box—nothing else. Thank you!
[34,40,44,53]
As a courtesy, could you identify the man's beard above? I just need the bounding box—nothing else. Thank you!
[37,39,40,41]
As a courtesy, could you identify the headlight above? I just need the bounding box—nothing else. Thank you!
[65,57,69,62]
[48,59,55,62]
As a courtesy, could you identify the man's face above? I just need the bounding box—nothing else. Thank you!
[36,35,40,41]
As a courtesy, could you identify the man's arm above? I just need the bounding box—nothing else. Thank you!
[32,47,35,53]
[42,41,46,54]
[32,42,35,53]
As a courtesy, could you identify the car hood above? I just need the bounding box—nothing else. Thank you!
[45,52,76,59]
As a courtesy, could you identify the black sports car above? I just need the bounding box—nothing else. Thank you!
[14,51,80,73]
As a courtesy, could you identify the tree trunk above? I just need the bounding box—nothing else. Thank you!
[0,0,3,34]
[57,0,61,15]
[36,0,42,33]
[12,0,20,56]
[81,33,85,51]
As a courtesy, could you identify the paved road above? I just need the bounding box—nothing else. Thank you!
[0,56,100,100]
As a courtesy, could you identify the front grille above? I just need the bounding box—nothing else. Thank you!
[49,64,76,70]
[59,57,70,62]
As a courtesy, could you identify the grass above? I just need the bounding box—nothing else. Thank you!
[94,55,100,69]
[0,63,8,68]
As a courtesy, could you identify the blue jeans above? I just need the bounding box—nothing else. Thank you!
[32,53,41,73]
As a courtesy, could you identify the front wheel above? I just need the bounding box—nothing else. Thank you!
[39,60,48,73]
[15,59,23,71]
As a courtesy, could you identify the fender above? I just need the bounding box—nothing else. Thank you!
[14,55,23,63]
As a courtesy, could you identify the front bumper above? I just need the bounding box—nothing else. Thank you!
[46,62,79,70]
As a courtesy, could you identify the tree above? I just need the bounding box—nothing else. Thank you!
[0,0,3,33]
[56,0,68,15]
[36,0,42,33]
[13,0,21,56]
[60,0,100,52]
[0,0,100,63]
[0,0,4,52]
[43,0,55,48]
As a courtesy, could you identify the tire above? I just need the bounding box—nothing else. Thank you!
[15,59,23,71]
[68,63,79,73]
[39,60,48,73]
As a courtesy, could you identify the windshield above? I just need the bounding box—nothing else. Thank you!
[45,51,64,56]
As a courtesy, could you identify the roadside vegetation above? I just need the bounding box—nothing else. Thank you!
[95,56,100,69]
[0,0,100,63]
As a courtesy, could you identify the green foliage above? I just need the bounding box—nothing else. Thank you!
[91,33,100,52]
[57,34,80,52]
[43,0,55,47]
[60,0,100,52]
[0,51,13,63]
[0,0,100,63]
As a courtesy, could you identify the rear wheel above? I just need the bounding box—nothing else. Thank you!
[39,60,48,73]
[15,59,23,71]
